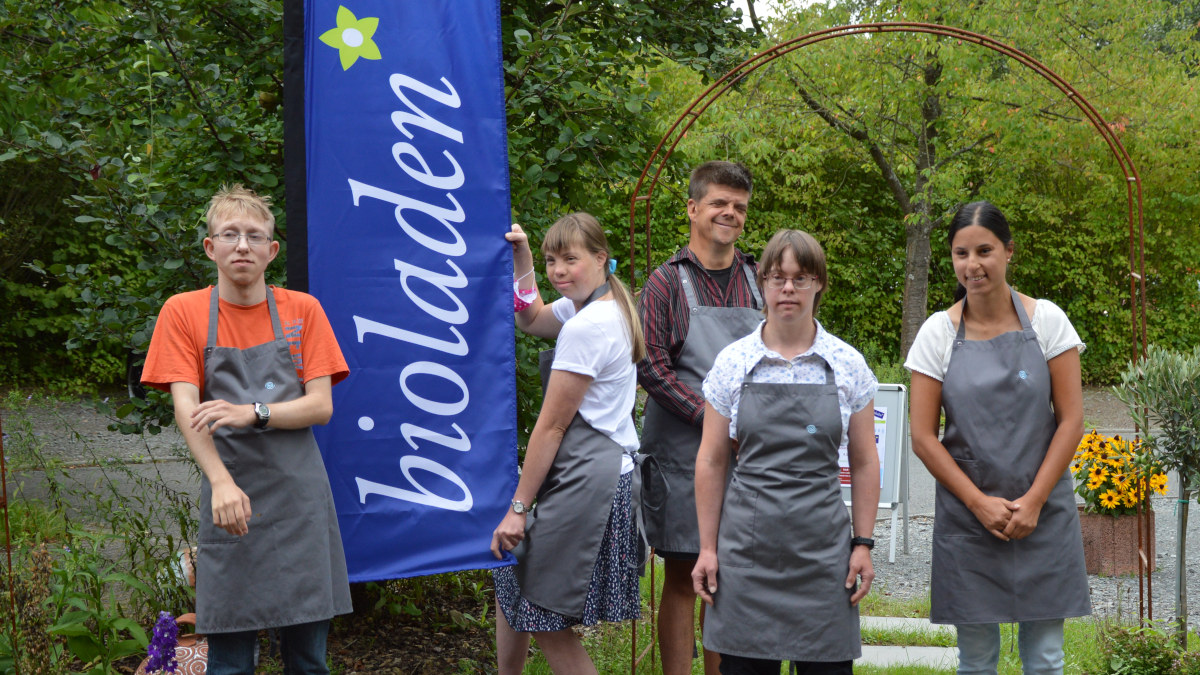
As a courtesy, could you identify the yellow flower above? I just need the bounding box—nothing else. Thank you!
[1151,474,1169,495]
[1087,474,1106,490]
[1111,471,1130,490]
[1122,491,1139,508]
[1098,491,1120,509]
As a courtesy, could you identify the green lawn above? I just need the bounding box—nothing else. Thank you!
[521,561,1113,673]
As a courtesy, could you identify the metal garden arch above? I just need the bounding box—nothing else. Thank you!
[626,21,1152,670]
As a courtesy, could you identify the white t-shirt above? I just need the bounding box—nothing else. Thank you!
[551,297,638,473]
[904,299,1085,381]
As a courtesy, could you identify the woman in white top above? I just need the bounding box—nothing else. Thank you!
[489,213,646,675]
[905,201,1090,674]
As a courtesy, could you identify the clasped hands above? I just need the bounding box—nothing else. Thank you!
[971,494,1042,541]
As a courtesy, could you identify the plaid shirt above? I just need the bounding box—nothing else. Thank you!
[636,246,759,425]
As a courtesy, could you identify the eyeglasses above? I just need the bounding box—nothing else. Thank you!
[764,274,816,290]
[214,231,271,246]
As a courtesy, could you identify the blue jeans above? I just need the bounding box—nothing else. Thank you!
[956,620,1064,675]
[207,619,330,675]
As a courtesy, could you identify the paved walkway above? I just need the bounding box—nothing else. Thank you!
[858,616,958,670]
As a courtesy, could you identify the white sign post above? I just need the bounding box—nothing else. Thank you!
[840,384,909,563]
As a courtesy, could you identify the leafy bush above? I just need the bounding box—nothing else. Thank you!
[0,394,198,673]
[1095,623,1200,675]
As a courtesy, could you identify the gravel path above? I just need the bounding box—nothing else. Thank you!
[5,385,1197,626]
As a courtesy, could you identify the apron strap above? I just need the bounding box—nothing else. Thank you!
[264,286,286,341]
[1010,286,1035,334]
[629,453,659,572]
[205,286,287,352]
[957,287,1034,343]
[680,265,701,312]
[583,282,609,308]
[206,287,220,354]
[741,262,763,309]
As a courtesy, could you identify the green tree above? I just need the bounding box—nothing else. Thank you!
[0,0,286,399]
[0,0,756,432]
[647,0,1200,377]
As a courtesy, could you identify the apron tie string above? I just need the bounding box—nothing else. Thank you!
[630,452,667,573]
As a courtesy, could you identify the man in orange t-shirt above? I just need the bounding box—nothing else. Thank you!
[142,185,351,675]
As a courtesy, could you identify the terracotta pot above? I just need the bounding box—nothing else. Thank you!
[1077,505,1156,576]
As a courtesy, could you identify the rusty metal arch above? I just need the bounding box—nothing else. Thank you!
[627,22,1152,666]
[629,21,1146,361]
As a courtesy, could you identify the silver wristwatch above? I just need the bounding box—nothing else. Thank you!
[511,500,528,514]
[253,401,271,429]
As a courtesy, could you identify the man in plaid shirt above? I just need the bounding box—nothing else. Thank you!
[637,161,763,675]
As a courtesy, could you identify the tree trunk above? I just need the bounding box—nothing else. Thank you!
[901,214,934,356]
[900,57,943,357]
[1178,483,1190,648]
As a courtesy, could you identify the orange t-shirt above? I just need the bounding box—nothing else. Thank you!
[142,286,349,394]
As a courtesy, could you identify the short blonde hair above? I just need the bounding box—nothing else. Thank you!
[205,184,275,234]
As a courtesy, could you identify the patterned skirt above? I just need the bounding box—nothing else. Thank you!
[493,471,641,631]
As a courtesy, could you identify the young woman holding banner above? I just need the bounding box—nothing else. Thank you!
[489,213,646,674]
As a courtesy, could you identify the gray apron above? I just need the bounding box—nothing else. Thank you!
[931,288,1090,624]
[703,360,860,662]
[640,263,763,554]
[511,285,644,619]
[195,287,352,634]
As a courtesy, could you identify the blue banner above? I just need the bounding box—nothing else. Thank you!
[304,1,517,580]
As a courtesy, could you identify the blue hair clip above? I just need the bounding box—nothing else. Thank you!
[607,258,618,275]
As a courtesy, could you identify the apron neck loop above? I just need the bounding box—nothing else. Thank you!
[681,262,762,310]
[206,286,286,351]
[583,282,609,308]
[956,286,1033,341]
[741,263,763,309]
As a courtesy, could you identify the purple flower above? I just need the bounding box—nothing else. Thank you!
[145,611,178,674]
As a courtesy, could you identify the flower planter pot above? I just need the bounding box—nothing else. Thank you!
[1077,506,1155,576]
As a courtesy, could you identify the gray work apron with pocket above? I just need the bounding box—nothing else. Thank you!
[511,286,643,619]
[640,263,762,554]
[703,360,860,662]
[930,288,1090,624]
[195,287,352,634]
